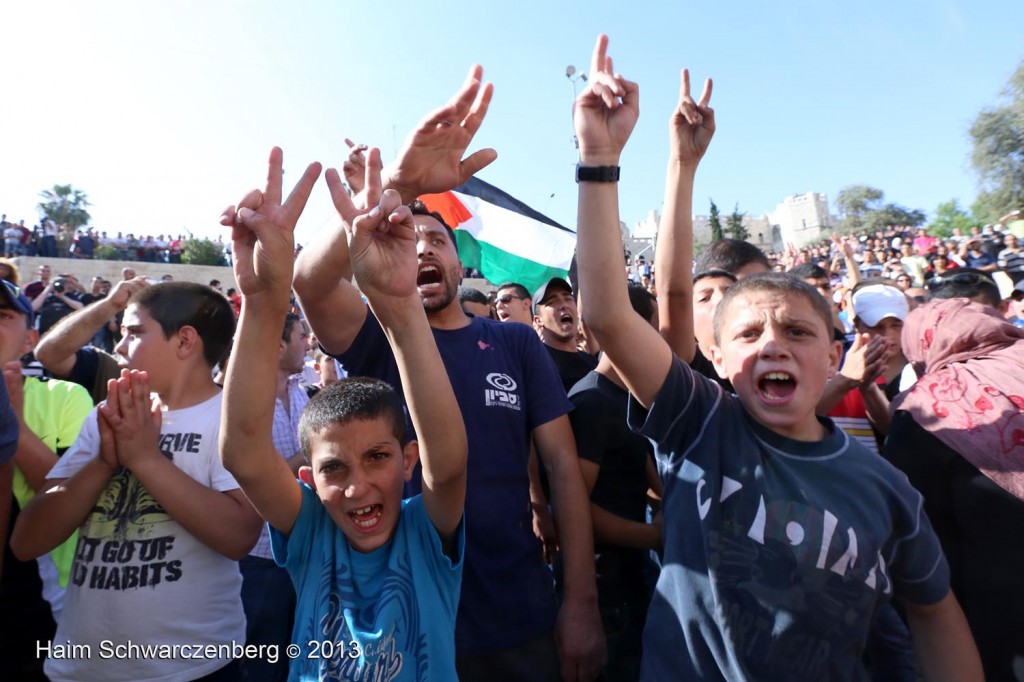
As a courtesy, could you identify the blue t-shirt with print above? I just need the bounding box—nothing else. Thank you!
[629,357,949,681]
[333,311,571,657]
[271,485,464,682]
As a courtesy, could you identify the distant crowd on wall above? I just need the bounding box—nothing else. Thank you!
[623,221,1024,299]
[1,213,232,265]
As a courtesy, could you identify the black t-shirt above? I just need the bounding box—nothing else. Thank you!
[884,411,1024,681]
[545,346,598,394]
[567,370,653,602]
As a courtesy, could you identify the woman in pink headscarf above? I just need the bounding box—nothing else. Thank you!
[884,298,1024,682]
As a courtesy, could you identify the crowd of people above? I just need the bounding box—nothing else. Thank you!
[1,33,1022,682]
[2,216,233,265]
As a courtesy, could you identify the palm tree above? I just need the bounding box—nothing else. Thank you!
[38,184,91,230]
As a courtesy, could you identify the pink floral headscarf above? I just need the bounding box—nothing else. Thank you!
[891,298,1024,500]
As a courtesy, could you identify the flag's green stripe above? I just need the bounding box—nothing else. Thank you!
[456,231,569,293]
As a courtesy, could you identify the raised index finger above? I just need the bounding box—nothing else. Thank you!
[589,34,609,79]
[680,68,692,105]
[265,146,284,207]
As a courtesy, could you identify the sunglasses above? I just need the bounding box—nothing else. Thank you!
[926,272,996,291]
[496,294,524,305]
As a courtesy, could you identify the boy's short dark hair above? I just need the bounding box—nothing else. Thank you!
[299,377,408,462]
[409,200,458,255]
[713,273,834,345]
[926,268,1001,308]
[787,263,829,281]
[696,239,770,276]
[627,283,656,324]
[458,286,489,306]
[131,282,235,368]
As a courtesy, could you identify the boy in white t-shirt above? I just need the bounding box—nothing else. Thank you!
[12,281,263,682]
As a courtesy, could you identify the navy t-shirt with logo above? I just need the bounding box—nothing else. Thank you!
[334,310,571,658]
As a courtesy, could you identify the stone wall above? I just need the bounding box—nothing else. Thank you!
[8,255,236,289]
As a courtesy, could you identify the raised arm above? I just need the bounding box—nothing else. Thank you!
[339,149,467,548]
[34,277,149,377]
[220,146,322,535]
[655,69,715,363]
[575,35,672,409]
[291,160,367,357]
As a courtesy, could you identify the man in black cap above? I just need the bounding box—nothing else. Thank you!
[532,277,598,393]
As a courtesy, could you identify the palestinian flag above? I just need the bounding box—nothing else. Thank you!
[420,177,576,294]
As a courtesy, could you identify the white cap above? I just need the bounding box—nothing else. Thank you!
[852,284,909,327]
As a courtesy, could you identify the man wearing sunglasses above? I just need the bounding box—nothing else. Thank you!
[494,282,534,325]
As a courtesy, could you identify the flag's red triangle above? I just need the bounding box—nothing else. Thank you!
[419,192,474,230]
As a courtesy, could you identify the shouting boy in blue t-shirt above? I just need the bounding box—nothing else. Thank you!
[220,147,468,682]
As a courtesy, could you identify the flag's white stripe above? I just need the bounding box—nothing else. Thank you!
[453,191,576,269]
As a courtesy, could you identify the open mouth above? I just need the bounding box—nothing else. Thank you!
[559,312,575,329]
[348,504,383,531]
[416,265,443,292]
[756,371,797,403]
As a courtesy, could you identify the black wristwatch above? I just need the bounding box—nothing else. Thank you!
[575,164,620,183]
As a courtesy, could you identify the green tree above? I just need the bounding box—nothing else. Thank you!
[835,185,884,232]
[927,199,975,238]
[182,238,226,266]
[725,203,749,240]
[709,199,724,242]
[37,184,91,229]
[862,203,926,233]
[93,244,122,261]
[969,61,1024,223]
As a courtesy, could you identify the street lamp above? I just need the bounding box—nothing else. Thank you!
[566,65,587,148]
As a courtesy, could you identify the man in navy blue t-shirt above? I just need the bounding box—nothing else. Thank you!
[294,70,604,682]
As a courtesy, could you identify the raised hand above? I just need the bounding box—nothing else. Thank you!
[99,370,163,471]
[573,34,639,164]
[219,147,322,308]
[326,148,417,303]
[107,277,150,310]
[342,138,368,195]
[383,65,497,202]
[670,68,714,167]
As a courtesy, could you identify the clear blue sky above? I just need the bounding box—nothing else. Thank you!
[2,0,1021,246]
